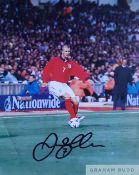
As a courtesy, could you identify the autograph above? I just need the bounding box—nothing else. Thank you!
[32,132,105,161]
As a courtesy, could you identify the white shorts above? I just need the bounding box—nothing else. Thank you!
[48,81,76,98]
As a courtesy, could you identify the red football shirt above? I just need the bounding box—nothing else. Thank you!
[42,57,89,83]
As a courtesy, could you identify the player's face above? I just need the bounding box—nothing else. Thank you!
[62,46,70,59]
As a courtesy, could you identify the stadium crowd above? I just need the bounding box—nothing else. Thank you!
[0,0,139,98]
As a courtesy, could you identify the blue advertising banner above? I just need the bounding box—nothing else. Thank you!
[0,94,138,111]
[126,94,139,107]
[0,94,65,111]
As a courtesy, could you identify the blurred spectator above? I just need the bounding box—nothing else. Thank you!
[133,69,139,83]
[0,67,5,82]
[19,74,40,96]
[0,0,139,91]
[22,73,30,84]
[127,80,138,94]
[4,66,18,83]
[104,74,115,101]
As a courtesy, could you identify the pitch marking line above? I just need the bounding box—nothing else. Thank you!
[0,111,139,119]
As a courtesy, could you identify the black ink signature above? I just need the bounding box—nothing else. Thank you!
[32,132,105,161]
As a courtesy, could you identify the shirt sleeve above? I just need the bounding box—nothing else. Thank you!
[70,61,90,80]
[42,58,55,83]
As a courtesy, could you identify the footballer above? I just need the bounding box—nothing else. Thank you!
[42,45,89,128]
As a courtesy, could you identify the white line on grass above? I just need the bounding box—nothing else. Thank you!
[88,111,139,115]
[0,114,67,118]
[0,110,139,119]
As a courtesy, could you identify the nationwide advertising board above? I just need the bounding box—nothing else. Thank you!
[126,94,139,107]
[0,94,65,111]
[0,94,138,111]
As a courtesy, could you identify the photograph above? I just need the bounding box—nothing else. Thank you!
[0,0,139,175]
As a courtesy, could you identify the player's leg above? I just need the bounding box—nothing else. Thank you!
[73,96,80,115]
[48,81,63,97]
[62,84,85,128]
[62,84,79,118]
[48,81,77,120]
[70,96,79,115]
[63,93,83,127]
[63,94,81,120]
[64,93,76,119]
[70,96,85,122]
[48,81,76,118]
[61,84,80,119]
[48,81,80,127]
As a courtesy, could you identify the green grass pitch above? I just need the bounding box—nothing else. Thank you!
[0,111,139,175]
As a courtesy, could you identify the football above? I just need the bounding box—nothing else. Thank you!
[68,118,80,128]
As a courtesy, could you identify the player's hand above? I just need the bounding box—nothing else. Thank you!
[41,83,48,87]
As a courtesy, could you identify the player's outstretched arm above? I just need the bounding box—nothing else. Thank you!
[70,61,90,81]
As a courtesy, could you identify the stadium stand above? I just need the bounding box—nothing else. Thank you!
[0,0,139,99]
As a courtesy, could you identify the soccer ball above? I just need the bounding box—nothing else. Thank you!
[68,118,80,128]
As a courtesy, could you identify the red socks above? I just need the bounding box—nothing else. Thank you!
[65,99,76,119]
[73,103,79,115]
